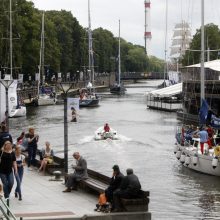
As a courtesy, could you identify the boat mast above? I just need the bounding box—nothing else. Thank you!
[39,11,45,86]
[118,20,121,86]
[163,0,168,88]
[88,0,94,84]
[9,0,13,78]
[200,0,205,102]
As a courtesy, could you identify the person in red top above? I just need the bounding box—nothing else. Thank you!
[104,123,110,132]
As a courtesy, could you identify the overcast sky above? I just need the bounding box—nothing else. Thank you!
[29,0,220,60]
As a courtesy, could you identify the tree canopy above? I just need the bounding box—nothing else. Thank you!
[0,0,163,80]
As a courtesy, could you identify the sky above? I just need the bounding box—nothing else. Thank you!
[29,0,220,60]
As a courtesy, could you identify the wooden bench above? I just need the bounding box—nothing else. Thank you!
[22,151,64,174]
[79,169,110,194]
[80,169,150,212]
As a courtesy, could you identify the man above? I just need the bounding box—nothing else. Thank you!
[105,165,124,203]
[112,168,141,212]
[0,125,13,148]
[104,123,110,132]
[63,152,88,192]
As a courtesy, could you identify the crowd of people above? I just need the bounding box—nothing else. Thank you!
[176,124,220,154]
[0,123,143,213]
[0,123,55,200]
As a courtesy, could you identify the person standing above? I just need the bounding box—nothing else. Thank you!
[14,145,25,201]
[0,125,13,148]
[112,168,142,212]
[63,152,88,192]
[26,127,39,170]
[0,141,17,199]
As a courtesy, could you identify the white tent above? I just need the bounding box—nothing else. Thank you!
[186,59,220,72]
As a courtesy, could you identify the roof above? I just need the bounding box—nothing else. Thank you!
[186,59,220,72]
[146,83,182,97]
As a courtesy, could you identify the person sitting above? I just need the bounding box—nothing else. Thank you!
[63,152,88,192]
[38,141,54,174]
[105,165,124,204]
[112,168,142,212]
[104,123,110,133]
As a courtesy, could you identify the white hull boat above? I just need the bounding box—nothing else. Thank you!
[9,106,26,118]
[175,139,220,176]
[94,127,118,140]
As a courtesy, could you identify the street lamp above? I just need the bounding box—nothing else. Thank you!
[0,74,14,131]
[56,78,75,174]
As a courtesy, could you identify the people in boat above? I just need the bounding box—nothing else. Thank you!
[112,168,142,212]
[63,152,88,192]
[71,107,77,122]
[104,123,110,133]
[196,127,209,154]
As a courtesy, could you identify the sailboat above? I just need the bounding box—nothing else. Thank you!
[0,0,26,119]
[110,20,126,95]
[174,0,220,176]
[34,12,57,106]
[79,0,99,107]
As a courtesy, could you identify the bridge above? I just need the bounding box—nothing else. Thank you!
[120,72,166,80]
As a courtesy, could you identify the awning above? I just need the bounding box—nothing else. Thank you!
[146,83,182,97]
[186,59,220,72]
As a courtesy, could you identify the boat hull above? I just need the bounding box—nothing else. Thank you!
[110,85,126,95]
[9,106,26,118]
[79,98,99,107]
[177,145,220,176]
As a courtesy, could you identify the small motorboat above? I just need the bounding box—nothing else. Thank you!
[9,105,26,118]
[94,126,118,140]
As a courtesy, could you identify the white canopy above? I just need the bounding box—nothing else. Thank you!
[186,59,220,72]
[146,83,182,98]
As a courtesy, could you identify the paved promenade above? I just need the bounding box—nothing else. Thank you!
[7,167,98,219]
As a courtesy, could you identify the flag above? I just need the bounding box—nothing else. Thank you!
[199,99,209,125]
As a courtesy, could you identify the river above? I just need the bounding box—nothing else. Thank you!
[10,80,220,220]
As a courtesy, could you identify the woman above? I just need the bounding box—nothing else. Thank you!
[26,127,39,170]
[71,107,77,122]
[15,145,25,201]
[38,141,54,174]
[0,141,17,198]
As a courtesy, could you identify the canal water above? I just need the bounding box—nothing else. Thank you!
[10,80,220,220]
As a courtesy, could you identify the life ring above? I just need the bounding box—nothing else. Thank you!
[214,146,220,157]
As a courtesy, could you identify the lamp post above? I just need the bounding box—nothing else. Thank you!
[0,74,14,131]
[56,79,75,174]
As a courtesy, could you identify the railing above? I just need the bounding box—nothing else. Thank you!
[0,197,18,220]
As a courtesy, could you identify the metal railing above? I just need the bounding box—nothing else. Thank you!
[0,197,18,220]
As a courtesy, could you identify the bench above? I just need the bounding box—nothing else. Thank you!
[80,169,150,212]
[22,151,64,174]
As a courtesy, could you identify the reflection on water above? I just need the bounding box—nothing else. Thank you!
[9,81,220,219]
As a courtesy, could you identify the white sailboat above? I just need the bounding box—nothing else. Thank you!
[79,0,99,107]
[174,0,220,176]
[35,12,57,106]
[0,0,26,120]
[110,20,126,95]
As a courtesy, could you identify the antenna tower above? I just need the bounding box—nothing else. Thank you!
[144,0,152,55]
